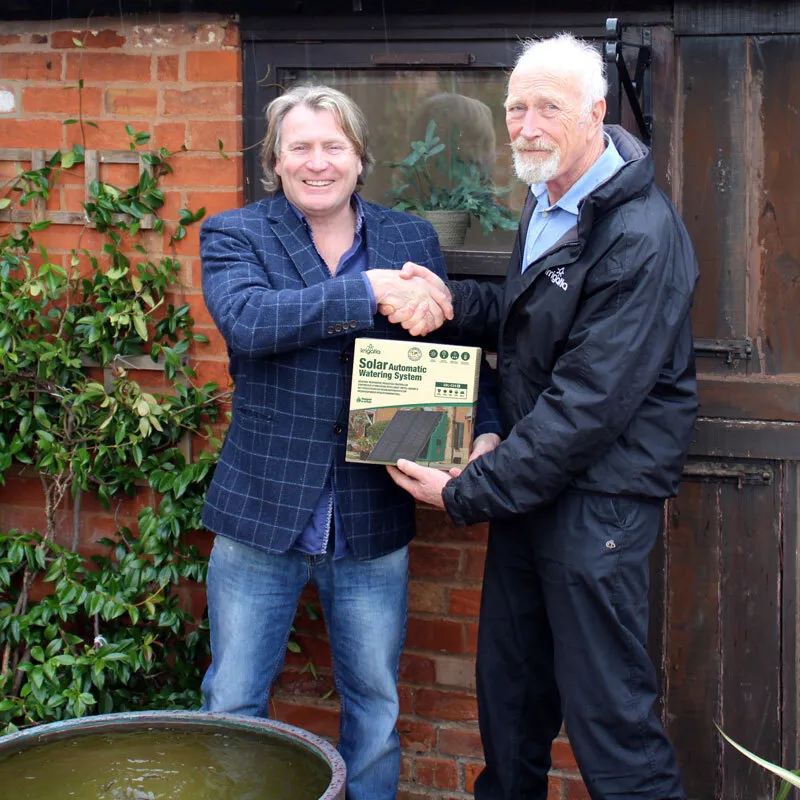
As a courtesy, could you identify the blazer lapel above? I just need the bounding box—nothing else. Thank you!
[363,201,396,271]
[268,195,331,287]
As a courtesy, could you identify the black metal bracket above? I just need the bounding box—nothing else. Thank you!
[693,338,753,366]
[604,17,652,145]
[682,459,773,487]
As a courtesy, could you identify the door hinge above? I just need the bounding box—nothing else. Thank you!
[693,338,752,365]
[682,460,773,487]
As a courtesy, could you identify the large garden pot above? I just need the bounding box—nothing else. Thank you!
[419,209,470,247]
[0,710,345,800]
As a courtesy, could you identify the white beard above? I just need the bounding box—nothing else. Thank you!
[512,147,560,185]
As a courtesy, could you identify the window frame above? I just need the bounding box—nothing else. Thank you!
[240,12,662,277]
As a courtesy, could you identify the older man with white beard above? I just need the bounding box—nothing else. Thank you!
[387,33,698,800]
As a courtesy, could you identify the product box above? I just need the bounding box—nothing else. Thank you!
[346,337,481,470]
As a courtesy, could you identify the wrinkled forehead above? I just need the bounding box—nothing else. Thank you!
[506,64,584,105]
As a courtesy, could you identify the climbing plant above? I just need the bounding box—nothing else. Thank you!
[0,116,226,733]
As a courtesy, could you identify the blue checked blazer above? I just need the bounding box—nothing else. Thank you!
[200,191,452,560]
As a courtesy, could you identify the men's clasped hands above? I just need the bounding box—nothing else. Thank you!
[370,262,453,337]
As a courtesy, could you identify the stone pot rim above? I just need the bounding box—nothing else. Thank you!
[0,709,346,800]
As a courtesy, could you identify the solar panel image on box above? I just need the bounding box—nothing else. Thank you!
[366,409,446,463]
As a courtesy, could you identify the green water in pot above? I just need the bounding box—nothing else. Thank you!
[0,728,331,800]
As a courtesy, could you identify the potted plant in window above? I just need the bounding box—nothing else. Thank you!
[385,120,517,247]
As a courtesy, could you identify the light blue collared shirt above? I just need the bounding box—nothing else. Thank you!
[522,134,626,271]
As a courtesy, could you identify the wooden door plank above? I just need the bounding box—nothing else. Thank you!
[663,481,721,799]
[680,36,748,342]
[718,474,782,798]
[750,35,800,374]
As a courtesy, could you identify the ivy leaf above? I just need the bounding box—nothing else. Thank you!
[133,314,148,341]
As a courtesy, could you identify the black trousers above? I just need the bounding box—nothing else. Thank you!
[474,491,685,800]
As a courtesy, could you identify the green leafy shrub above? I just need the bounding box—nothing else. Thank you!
[0,120,226,734]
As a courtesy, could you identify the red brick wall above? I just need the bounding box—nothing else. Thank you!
[0,14,587,799]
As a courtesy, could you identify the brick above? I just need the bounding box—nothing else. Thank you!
[464,760,484,793]
[398,684,414,715]
[223,24,240,48]
[415,757,459,790]
[101,163,140,188]
[80,488,155,517]
[30,34,48,45]
[276,668,335,700]
[565,776,591,799]
[33,224,105,253]
[22,85,102,116]
[0,118,62,147]
[65,120,151,151]
[51,30,126,49]
[397,718,436,753]
[399,755,413,782]
[193,24,229,47]
[0,85,18,116]
[435,655,476,690]
[190,328,228,357]
[183,293,213,326]
[409,541,461,579]
[405,617,465,654]
[0,53,62,80]
[465,622,478,654]
[408,580,446,614]
[78,514,131,548]
[160,154,241,188]
[1,506,58,538]
[0,477,47,507]
[105,88,158,116]
[271,700,340,740]
[185,529,214,558]
[548,775,565,800]
[438,726,483,757]
[289,634,332,670]
[64,187,85,212]
[132,25,186,49]
[162,86,240,117]
[157,55,180,82]
[189,120,242,152]
[131,23,225,50]
[191,358,231,390]
[448,587,481,617]
[396,790,427,800]
[399,652,436,684]
[153,121,187,152]
[416,506,489,544]
[185,190,240,219]
[0,34,22,45]
[186,50,241,83]
[174,583,208,621]
[65,53,151,83]
[464,546,486,580]
[415,688,478,722]
[551,738,579,771]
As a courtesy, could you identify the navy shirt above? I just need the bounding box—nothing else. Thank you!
[290,195,374,559]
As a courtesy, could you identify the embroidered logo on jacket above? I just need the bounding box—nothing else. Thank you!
[545,266,569,291]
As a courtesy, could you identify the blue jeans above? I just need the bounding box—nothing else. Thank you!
[201,535,409,800]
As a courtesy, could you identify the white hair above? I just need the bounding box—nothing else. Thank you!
[512,33,608,117]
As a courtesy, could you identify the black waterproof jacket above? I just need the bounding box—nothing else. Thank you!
[442,126,699,526]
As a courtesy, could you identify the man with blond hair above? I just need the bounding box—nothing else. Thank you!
[198,84,500,800]
[389,34,696,800]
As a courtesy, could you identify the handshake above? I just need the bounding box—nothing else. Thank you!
[367,263,453,337]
